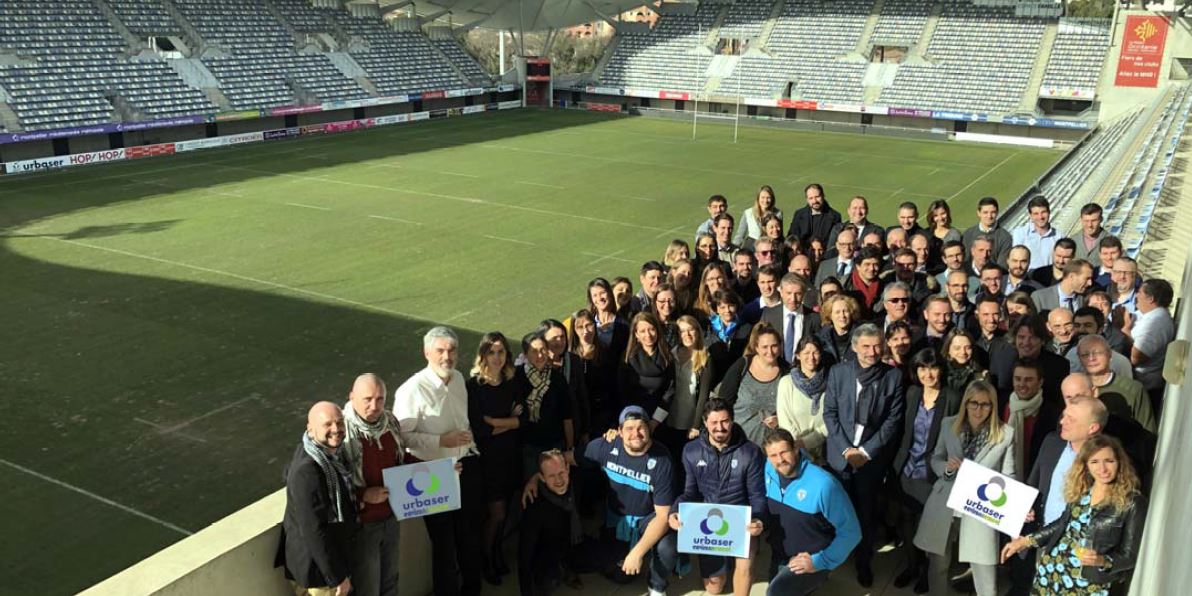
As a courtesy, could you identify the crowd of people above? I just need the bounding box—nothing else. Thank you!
[277,186,1173,596]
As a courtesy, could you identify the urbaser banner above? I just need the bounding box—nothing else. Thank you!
[1116,15,1168,88]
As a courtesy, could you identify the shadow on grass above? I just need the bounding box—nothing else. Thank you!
[0,109,615,595]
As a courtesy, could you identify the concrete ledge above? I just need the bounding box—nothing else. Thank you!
[82,489,433,596]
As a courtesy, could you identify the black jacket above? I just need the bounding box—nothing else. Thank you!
[619,348,676,422]
[1031,492,1147,586]
[677,423,767,514]
[789,203,842,246]
[277,444,359,589]
[705,321,753,386]
[759,304,821,364]
[892,385,960,481]
[991,348,1068,414]
[518,486,575,596]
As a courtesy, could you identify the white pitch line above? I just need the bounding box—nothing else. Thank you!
[42,237,429,321]
[368,214,422,225]
[654,224,689,239]
[285,202,331,211]
[483,234,536,246]
[945,153,1016,202]
[443,310,475,323]
[0,457,193,536]
[621,195,657,203]
[928,167,941,176]
[155,395,261,434]
[133,417,208,443]
[584,250,635,266]
[438,171,479,178]
[211,164,670,232]
[516,180,565,189]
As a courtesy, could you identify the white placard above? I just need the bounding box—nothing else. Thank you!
[677,502,752,559]
[381,458,461,520]
[946,459,1039,537]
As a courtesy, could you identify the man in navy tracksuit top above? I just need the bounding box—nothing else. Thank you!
[669,398,766,596]
[762,428,861,596]
[582,405,678,596]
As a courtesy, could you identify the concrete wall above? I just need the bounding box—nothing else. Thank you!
[81,489,434,596]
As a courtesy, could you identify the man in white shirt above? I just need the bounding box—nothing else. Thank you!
[1123,279,1175,415]
[394,326,482,596]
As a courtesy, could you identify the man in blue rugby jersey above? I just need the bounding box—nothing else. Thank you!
[761,428,860,595]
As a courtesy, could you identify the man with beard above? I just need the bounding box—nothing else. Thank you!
[531,406,679,596]
[1004,245,1040,296]
[1072,306,1132,357]
[844,246,884,319]
[671,399,767,596]
[395,326,483,596]
[828,196,883,250]
[731,249,760,304]
[973,295,1013,374]
[975,263,1006,305]
[822,324,905,588]
[762,428,861,595]
[944,270,978,335]
[341,374,404,596]
[519,450,584,596]
[990,315,1070,412]
[280,402,358,596]
[1028,238,1075,288]
[934,241,976,297]
[789,183,841,247]
[915,295,954,354]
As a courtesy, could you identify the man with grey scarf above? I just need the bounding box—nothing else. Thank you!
[341,373,404,596]
[279,401,359,596]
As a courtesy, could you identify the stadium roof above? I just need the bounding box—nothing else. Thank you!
[384,0,648,30]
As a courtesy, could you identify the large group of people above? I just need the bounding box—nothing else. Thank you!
[278,186,1172,596]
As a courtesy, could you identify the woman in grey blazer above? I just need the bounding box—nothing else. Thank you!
[914,380,1016,596]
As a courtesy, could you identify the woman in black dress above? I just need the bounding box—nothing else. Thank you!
[587,277,629,361]
[516,332,576,478]
[540,318,589,445]
[466,332,526,584]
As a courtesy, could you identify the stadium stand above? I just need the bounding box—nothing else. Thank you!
[1040,18,1111,97]
[597,4,720,92]
[877,3,1046,113]
[107,0,183,36]
[432,38,491,83]
[718,0,775,40]
[1038,109,1143,233]
[869,0,933,48]
[330,14,468,95]
[173,0,368,109]
[270,0,334,34]
[0,0,215,129]
[717,0,873,101]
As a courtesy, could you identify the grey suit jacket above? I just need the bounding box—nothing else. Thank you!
[1031,284,1085,313]
[913,418,1016,566]
[815,257,850,286]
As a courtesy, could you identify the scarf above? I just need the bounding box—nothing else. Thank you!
[341,402,403,489]
[524,362,551,423]
[710,315,739,343]
[538,480,583,545]
[850,268,880,309]
[301,431,351,523]
[791,367,827,415]
[855,362,885,428]
[946,363,980,394]
[1007,391,1043,475]
[960,425,990,461]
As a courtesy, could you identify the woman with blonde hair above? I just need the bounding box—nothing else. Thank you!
[735,185,782,246]
[1001,434,1146,595]
[914,380,1015,596]
[663,238,691,268]
[660,315,717,485]
[816,293,860,365]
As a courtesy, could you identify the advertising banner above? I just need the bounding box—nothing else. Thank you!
[421,90,446,100]
[946,460,1038,538]
[1116,15,1168,88]
[4,148,126,175]
[410,111,432,121]
[497,101,522,110]
[373,114,411,126]
[888,107,934,118]
[214,110,262,122]
[659,90,690,101]
[584,102,622,113]
[776,99,818,110]
[263,127,301,141]
[115,115,207,132]
[382,458,461,520]
[931,110,988,122]
[1039,87,1096,100]
[677,503,752,559]
[462,105,487,114]
[126,143,177,159]
[586,86,624,96]
[269,105,323,116]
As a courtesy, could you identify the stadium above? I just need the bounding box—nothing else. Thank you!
[1,0,1191,594]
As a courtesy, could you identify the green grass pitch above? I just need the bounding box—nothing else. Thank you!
[0,108,1061,594]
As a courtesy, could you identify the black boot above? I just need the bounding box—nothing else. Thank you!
[493,542,511,576]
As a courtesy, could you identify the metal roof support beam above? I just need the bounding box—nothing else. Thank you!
[420,7,451,23]
[379,0,414,13]
[578,0,619,29]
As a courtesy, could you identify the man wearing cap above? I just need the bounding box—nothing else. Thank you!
[527,405,678,596]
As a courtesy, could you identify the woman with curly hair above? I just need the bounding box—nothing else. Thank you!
[1002,434,1146,595]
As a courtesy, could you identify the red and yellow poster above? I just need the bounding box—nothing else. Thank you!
[1115,15,1168,88]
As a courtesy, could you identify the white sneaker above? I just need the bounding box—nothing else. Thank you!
[648,589,666,596]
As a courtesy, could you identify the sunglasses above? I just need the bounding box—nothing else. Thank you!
[887,297,909,304]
